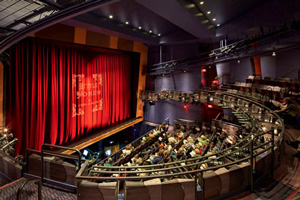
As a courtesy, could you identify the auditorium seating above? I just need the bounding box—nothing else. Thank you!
[76,88,284,199]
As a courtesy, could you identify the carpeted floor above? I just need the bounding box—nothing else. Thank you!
[227,126,300,200]
[0,178,76,200]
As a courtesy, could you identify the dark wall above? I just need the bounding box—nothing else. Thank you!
[144,101,202,125]
[144,68,204,124]
[276,48,300,78]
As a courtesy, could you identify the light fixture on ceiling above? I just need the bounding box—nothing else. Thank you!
[217,24,220,27]
[200,1,204,5]
[238,59,240,63]
[272,51,276,56]
[138,26,142,29]
[184,70,187,73]
[149,30,152,33]
[212,18,216,21]
[125,21,129,25]
[215,56,218,59]
[109,15,113,19]
[207,11,211,14]
[158,33,161,36]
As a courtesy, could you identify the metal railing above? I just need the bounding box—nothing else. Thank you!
[17,178,42,200]
[76,89,284,199]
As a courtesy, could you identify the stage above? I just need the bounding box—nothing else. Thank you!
[61,117,143,155]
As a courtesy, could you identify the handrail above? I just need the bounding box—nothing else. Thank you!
[17,178,42,200]
[41,144,82,184]
[92,123,161,167]
[77,89,284,200]
[282,68,300,78]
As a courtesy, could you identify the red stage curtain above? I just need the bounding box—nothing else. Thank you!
[6,39,132,155]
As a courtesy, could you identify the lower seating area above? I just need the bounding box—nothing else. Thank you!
[76,89,285,199]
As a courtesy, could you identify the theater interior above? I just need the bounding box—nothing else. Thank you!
[0,0,300,199]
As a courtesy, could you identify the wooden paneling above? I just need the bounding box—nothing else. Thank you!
[86,30,110,48]
[35,24,74,43]
[118,38,134,51]
[109,36,118,49]
[133,42,148,118]
[0,62,3,126]
[74,27,86,44]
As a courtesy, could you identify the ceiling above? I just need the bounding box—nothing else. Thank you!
[69,0,300,45]
[0,0,300,52]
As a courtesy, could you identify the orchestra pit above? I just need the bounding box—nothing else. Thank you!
[0,0,300,199]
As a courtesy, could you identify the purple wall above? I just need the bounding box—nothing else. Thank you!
[228,58,253,82]
[276,48,300,78]
[144,68,203,124]
[260,56,276,79]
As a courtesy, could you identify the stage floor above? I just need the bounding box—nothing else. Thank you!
[61,117,143,155]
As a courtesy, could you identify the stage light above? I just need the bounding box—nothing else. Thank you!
[138,26,142,29]
[200,1,204,5]
[213,18,216,21]
[217,24,220,27]
[4,128,8,132]
[207,11,211,14]
[272,51,276,56]
[109,15,113,19]
[158,33,161,36]
[201,68,207,72]
[184,70,187,73]
[149,30,152,33]
[125,21,129,25]
[238,60,240,63]
[208,105,213,108]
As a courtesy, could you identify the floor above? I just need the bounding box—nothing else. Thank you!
[228,126,300,200]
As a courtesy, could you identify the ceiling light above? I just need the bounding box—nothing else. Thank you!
[217,24,220,27]
[238,60,240,63]
[138,26,142,29]
[149,30,152,33]
[207,11,211,14]
[200,1,204,5]
[272,51,276,56]
[184,70,187,73]
[109,15,113,19]
[215,56,218,59]
[158,33,161,36]
[213,18,216,21]
[125,21,129,25]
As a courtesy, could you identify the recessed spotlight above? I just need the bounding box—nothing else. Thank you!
[158,33,161,36]
[125,21,129,25]
[138,26,142,29]
[149,30,152,33]
[217,24,220,27]
[109,15,113,19]
[200,1,204,5]
[213,18,216,21]
[207,11,211,14]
